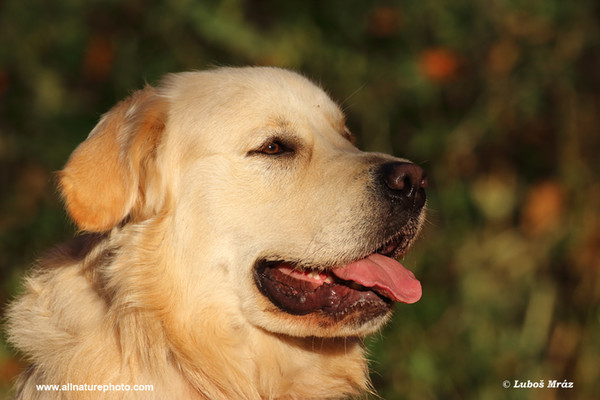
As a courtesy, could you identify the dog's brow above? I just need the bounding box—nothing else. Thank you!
[269,116,292,130]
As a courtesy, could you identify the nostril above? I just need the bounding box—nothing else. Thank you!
[384,162,426,195]
[385,172,412,193]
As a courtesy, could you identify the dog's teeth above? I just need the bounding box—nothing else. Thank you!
[295,269,333,283]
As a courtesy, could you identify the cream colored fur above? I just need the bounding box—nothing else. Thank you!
[7,67,418,399]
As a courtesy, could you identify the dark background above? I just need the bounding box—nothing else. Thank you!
[1,1,599,399]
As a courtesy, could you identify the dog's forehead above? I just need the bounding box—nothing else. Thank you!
[162,68,346,146]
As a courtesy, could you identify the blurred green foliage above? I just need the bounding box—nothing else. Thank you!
[1,0,599,399]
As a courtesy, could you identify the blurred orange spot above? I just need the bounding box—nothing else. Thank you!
[83,35,114,82]
[367,7,402,37]
[521,181,565,236]
[419,47,460,83]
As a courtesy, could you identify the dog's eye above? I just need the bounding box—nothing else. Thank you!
[256,140,289,155]
[261,142,282,154]
[249,136,299,158]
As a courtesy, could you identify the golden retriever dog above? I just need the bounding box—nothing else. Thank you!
[7,67,427,399]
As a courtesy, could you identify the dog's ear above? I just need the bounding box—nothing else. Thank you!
[59,86,168,232]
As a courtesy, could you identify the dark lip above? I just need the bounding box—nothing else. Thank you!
[375,231,408,258]
[348,219,419,266]
[376,214,423,258]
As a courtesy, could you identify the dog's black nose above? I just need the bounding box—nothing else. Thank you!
[381,162,427,209]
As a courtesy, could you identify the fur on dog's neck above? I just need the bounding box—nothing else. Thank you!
[8,216,370,399]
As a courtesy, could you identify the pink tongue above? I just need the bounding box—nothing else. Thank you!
[332,254,421,304]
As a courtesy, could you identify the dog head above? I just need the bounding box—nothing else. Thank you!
[60,67,426,339]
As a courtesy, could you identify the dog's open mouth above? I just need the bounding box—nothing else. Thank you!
[254,235,421,320]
